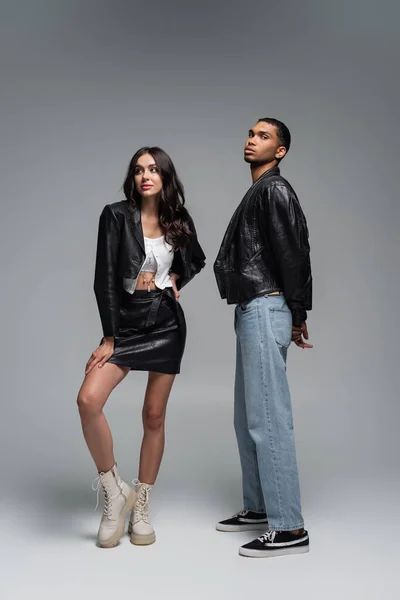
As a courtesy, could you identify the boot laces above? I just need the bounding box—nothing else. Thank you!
[133,480,151,524]
[92,473,119,518]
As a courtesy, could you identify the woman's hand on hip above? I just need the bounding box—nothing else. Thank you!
[85,337,115,374]
[169,272,181,301]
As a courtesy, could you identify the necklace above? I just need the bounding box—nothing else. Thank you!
[142,273,155,292]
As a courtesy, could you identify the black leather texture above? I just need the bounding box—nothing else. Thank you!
[214,167,312,326]
[94,199,205,337]
[106,288,186,374]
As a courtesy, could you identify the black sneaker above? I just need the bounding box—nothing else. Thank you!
[239,529,309,558]
[216,510,268,532]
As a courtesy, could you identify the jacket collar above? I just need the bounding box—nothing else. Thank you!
[124,199,184,258]
[125,199,145,253]
[214,167,280,269]
[254,165,280,183]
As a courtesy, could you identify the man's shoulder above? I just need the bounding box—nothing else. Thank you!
[257,174,299,205]
[258,173,294,193]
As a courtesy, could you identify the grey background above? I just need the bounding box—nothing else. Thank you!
[0,0,399,598]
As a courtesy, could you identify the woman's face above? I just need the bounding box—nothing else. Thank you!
[134,153,163,199]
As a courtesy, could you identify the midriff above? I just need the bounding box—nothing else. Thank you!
[135,271,158,291]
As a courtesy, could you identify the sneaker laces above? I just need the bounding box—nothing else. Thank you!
[92,473,114,518]
[259,531,277,543]
[234,509,249,518]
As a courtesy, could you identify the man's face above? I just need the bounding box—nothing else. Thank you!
[244,121,287,165]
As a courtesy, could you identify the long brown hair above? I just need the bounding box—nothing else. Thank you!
[123,147,193,249]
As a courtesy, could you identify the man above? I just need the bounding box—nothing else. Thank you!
[214,118,312,558]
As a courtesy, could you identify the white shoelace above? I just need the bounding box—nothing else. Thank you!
[133,480,151,523]
[92,473,113,517]
[259,531,277,543]
[234,510,249,518]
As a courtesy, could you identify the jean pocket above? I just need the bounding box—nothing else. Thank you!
[269,308,292,348]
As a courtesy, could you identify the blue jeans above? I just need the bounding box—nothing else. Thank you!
[234,294,304,531]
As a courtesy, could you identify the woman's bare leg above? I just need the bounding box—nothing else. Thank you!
[138,371,175,484]
[77,363,130,472]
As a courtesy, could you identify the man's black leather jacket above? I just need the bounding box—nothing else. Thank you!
[213,167,312,326]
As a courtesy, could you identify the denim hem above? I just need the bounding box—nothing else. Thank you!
[267,522,305,532]
[243,506,267,514]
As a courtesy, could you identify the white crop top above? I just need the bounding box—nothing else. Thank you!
[123,236,174,294]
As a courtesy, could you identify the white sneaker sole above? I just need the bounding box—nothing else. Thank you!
[97,490,137,549]
[216,522,268,532]
[239,544,309,558]
[130,531,156,546]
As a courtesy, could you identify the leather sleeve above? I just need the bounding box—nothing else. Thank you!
[174,215,206,290]
[263,185,312,326]
[93,205,121,337]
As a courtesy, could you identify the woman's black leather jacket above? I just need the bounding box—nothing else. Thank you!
[94,200,206,337]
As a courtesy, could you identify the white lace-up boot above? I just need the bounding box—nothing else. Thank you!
[92,465,137,548]
[128,480,156,545]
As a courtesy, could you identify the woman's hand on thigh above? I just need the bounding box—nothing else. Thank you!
[85,337,115,374]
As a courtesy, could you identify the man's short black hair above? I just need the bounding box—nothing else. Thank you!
[258,118,291,153]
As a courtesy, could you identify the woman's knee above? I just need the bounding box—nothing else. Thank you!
[77,389,102,421]
[143,407,165,431]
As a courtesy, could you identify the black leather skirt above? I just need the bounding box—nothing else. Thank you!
[106,288,186,374]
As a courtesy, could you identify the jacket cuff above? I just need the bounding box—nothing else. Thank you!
[291,308,307,327]
[100,317,119,338]
[102,330,116,339]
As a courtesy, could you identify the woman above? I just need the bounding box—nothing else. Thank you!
[77,147,206,548]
